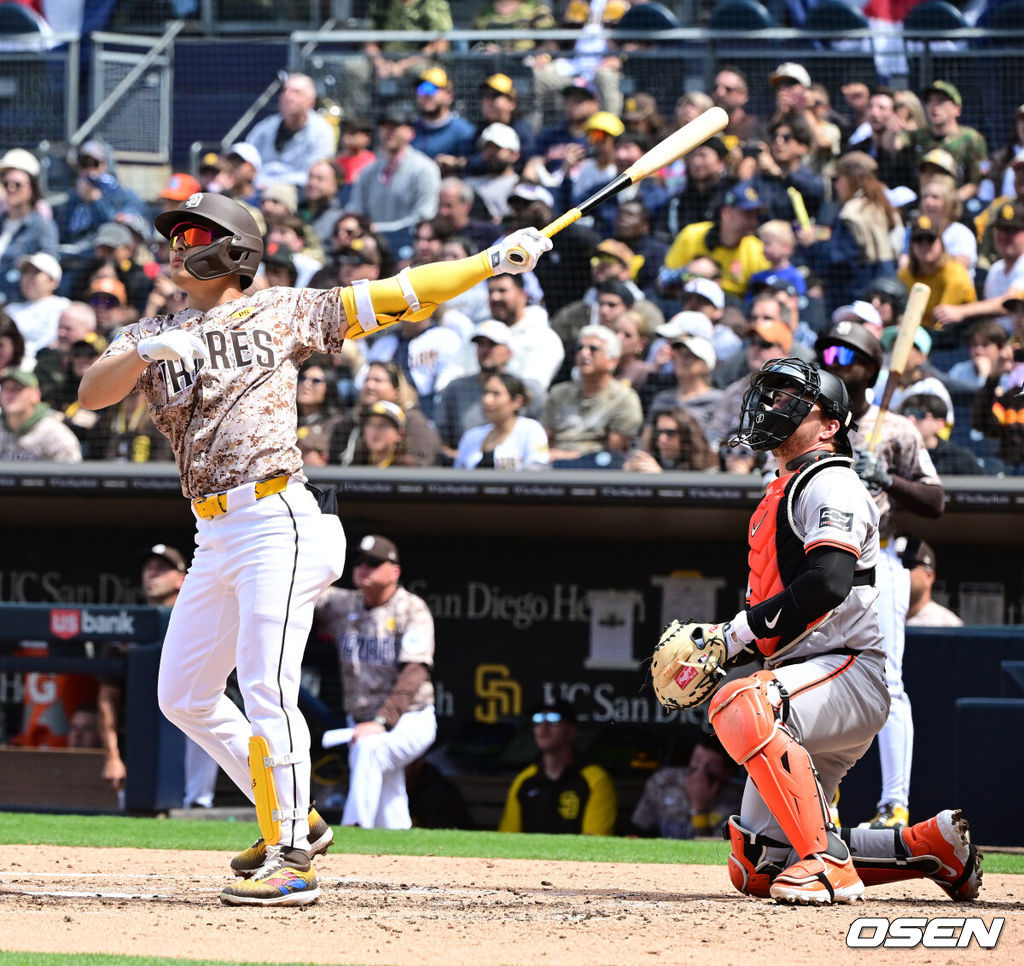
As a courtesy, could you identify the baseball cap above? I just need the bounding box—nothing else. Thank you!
[94,222,134,249]
[70,332,108,357]
[657,310,713,341]
[530,697,576,724]
[919,148,957,178]
[419,66,449,89]
[368,399,406,430]
[924,80,961,107]
[751,274,800,298]
[832,300,883,331]
[228,142,262,171]
[910,214,940,240]
[721,180,765,212]
[161,172,202,202]
[993,200,1024,231]
[896,534,936,570]
[77,140,107,163]
[337,236,381,266]
[199,151,222,172]
[880,323,933,356]
[16,252,62,284]
[592,238,634,266]
[748,319,793,352]
[481,73,516,97]
[562,76,598,99]
[478,123,520,153]
[769,62,812,88]
[261,182,299,215]
[379,102,418,127]
[263,240,297,274]
[671,334,717,369]
[146,543,187,572]
[471,319,512,346]
[0,148,40,179]
[296,423,330,456]
[836,151,879,179]
[342,116,375,135]
[356,534,400,564]
[583,111,625,138]
[622,93,657,123]
[509,182,555,208]
[684,276,725,310]
[0,367,38,389]
[702,135,729,159]
[86,276,128,306]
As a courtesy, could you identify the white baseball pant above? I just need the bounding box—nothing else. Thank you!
[157,479,345,849]
[342,705,437,829]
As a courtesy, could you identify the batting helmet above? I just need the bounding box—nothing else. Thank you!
[815,320,884,375]
[154,193,263,288]
[731,357,858,454]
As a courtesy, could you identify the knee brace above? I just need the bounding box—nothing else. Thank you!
[725,815,787,898]
[248,736,306,845]
[709,671,830,860]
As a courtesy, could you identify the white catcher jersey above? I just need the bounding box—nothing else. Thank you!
[316,585,435,722]
[101,286,347,498]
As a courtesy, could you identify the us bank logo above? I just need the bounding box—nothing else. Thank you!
[474,664,522,723]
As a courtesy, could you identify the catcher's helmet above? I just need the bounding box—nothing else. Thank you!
[154,192,263,288]
[731,357,857,454]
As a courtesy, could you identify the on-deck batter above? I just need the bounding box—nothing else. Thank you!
[78,192,551,907]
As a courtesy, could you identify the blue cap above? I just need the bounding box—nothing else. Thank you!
[722,180,765,212]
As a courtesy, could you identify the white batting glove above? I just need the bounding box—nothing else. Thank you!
[489,228,553,275]
[137,328,209,368]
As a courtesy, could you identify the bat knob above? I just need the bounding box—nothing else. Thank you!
[506,247,527,265]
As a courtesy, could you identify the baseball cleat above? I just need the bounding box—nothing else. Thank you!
[858,802,909,830]
[901,809,983,901]
[770,852,865,905]
[221,846,320,906]
[231,804,333,878]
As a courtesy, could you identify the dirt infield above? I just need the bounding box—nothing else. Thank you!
[0,846,1020,965]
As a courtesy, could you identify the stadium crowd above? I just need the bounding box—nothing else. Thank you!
[2,61,1024,474]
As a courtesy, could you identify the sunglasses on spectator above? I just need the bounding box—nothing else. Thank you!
[89,294,121,309]
[78,157,102,168]
[902,408,935,420]
[655,427,680,437]
[532,712,563,724]
[820,345,860,367]
[912,233,939,244]
[354,556,387,568]
[299,375,326,385]
[772,131,795,142]
[749,337,779,350]
[169,223,215,251]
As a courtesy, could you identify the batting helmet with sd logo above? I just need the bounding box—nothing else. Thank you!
[154,192,263,288]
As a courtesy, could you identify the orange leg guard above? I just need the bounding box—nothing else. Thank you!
[709,670,830,860]
[725,815,787,898]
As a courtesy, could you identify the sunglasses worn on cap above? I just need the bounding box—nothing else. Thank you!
[532,712,563,724]
[169,224,215,251]
[821,345,859,367]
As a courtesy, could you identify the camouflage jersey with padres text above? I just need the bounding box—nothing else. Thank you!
[314,585,435,722]
[850,406,943,542]
[100,286,347,498]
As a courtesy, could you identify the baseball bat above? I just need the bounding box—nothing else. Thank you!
[865,281,931,453]
[506,106,729,265]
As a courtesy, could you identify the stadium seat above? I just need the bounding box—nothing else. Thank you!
[707,0,777,29]
[979,0,1024,28]
[802,0,869,31]
[903,0,969,30]
[614,1,683,30]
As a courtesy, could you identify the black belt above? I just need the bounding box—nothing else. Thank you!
[853,567,875,586]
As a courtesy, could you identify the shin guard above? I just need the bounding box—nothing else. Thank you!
[248,736,304,846]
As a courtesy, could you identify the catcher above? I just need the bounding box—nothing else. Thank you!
[651,357,982,905]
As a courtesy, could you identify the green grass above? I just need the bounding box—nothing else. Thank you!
[1,811,1021,873]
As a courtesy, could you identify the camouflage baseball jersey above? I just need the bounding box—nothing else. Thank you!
[850,406,942,542]
[315,585,435,722]
[101,286,347,498]
[908,127,989,187]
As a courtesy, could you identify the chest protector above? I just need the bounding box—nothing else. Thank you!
[746,455,851,657]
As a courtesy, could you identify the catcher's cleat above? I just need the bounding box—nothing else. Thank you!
[858,802,909,830]
[231,804,333,878]
[220,846,320,907]
[902,809,982,901]
[770,851,865,905]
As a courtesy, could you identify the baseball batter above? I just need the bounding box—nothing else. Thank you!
[77,192,550,906]
[651,357,980,905]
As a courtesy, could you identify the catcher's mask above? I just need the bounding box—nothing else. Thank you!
[154,192,263,289]
[731,357,857,454]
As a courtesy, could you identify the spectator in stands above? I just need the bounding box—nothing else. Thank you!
[0,148,58,305]
[909,176,977,281]
[297,422,331,466]
[860,275,908,328]
[361,0,453,105]
[157,172,201,215]
[947,320,1014,389]
[435,177,502,253]
[902,81,988,204]
[318,233,387,291]
[100,385,173,463]
[631,733,741,838]
[245,73,336,189]
[970,332,1024,471]
[898,216,976,329]
[663,135,730,242]
[335,117,376,198]
[0,367,81,461]
[86,221,150,314]
[712,66,765,145]
[646,331,721,439]
[5,253,68,361]
[465,124,522,223]
[34,302,96,407]
[218,142,262,209]
[612,308,653,393]
[799,151,899,312]
[583,132,669,240]
[878,324,954,417]
[299,159,344,252]
[899,392,983,476]
[84,276,131,337]
[559,112,624,218]
[487,272,564,388]
[746,112,826,224]
[622,93,667,144]
[472,0,556,50]
[989,104,1024,201]
[663,182,769,298]
[60,333,115,458]
[330,211,372,256]
[411,67,477,175]
[543,324,643,462]
[748,221,806,300]
[893,89,926,136]
[498,697,617,835]
[850,86,917,191]
[66,705,102,749]
[612,199,667,297]
[464,74,535,177]
[768,62,813,120]
[454,371,549,469]
[623,406,717,473]
[55,140,145,249]
[296,358,344,439]
[526,77,601,181]
[348,106,441,253]
[901,537,964,627]
[975,148,1024,273]
[934,201,1024,331]
[804,83,843,176]
[348,399,419,468]
[0,312,25,372]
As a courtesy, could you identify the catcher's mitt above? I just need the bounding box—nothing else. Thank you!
[651,619,729,710]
